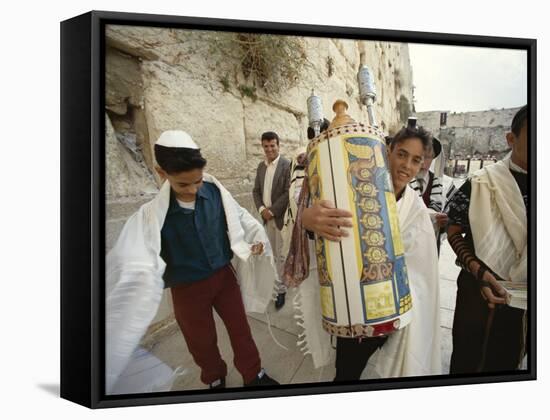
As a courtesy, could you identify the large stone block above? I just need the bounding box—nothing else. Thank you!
[106,25,165,60]
[105,47,143,115]
[141,60,248,181]
[333,38,360,69]
[243,99,304,157]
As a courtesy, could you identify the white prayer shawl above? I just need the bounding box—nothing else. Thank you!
[106,173,278,394]
[431,144,446,179]
[295,185,442,377]
[469,156,527,283]
[366,185,442,377]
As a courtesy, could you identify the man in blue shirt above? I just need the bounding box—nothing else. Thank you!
[154,130,279,389]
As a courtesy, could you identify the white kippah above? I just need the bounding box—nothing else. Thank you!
[155,130,199,149]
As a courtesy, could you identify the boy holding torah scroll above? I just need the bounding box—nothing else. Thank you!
[286,113,442,380]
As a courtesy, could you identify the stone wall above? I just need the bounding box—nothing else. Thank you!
[105,26,415,212]
[416,107,521,158]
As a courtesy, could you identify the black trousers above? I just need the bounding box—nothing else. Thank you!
[334,335,388,381]
[450,270,526,374]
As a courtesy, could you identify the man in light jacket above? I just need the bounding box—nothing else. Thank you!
[253,131,291,309]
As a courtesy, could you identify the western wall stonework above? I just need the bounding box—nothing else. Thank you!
[416,107,521,158]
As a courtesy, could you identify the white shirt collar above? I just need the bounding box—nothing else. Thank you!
[265,154,280,167]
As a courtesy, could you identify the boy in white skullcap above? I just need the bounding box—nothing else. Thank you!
[106,130,279,392]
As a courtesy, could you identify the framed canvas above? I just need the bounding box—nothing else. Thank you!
[60,10,536,409]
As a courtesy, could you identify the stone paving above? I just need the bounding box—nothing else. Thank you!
[143,240,461,391]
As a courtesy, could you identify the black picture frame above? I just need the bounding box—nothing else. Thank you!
[60,10,536,409]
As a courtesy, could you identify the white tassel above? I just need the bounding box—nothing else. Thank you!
[290,288,315,358]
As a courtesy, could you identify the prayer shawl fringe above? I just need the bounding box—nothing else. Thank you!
[106,174,278,393]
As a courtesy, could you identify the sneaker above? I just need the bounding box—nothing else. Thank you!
[209,377,226,389]
[244,369,280,387]
[275,292,286,310]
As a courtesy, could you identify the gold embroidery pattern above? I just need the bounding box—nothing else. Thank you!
[356,182,378,197]
[399,294,412,314]
[344,138,393,289]
[362,230,385,247]
[361,214,383,230]
[361,262,393,282]
[359,198,381,213]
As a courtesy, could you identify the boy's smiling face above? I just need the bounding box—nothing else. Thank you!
[388,137,424,196]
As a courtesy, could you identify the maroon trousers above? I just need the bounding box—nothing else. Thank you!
[170,265,261,385]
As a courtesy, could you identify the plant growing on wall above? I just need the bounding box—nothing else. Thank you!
[209,32,310,96]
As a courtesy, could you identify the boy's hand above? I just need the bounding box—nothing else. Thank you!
[302,200,353,242]
[251,242,264,256]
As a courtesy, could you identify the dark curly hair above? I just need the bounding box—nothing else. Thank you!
[390,126,432,153]
[154,145,207,174]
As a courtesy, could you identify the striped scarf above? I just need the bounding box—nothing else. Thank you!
[409,171,444,212]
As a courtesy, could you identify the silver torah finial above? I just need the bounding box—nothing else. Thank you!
[357,63,378,128]
[307,89,324,137]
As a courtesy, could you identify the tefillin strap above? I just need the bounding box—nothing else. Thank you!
[448,232,484,282]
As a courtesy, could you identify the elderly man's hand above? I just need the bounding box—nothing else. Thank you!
[480,270,509,309]
[302,200,353,242]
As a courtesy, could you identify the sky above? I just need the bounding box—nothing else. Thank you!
[408,43,527,113]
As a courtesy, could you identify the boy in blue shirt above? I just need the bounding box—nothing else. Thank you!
[106,130,279,391]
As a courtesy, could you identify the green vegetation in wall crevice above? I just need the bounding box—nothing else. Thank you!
[208,32,311,96]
